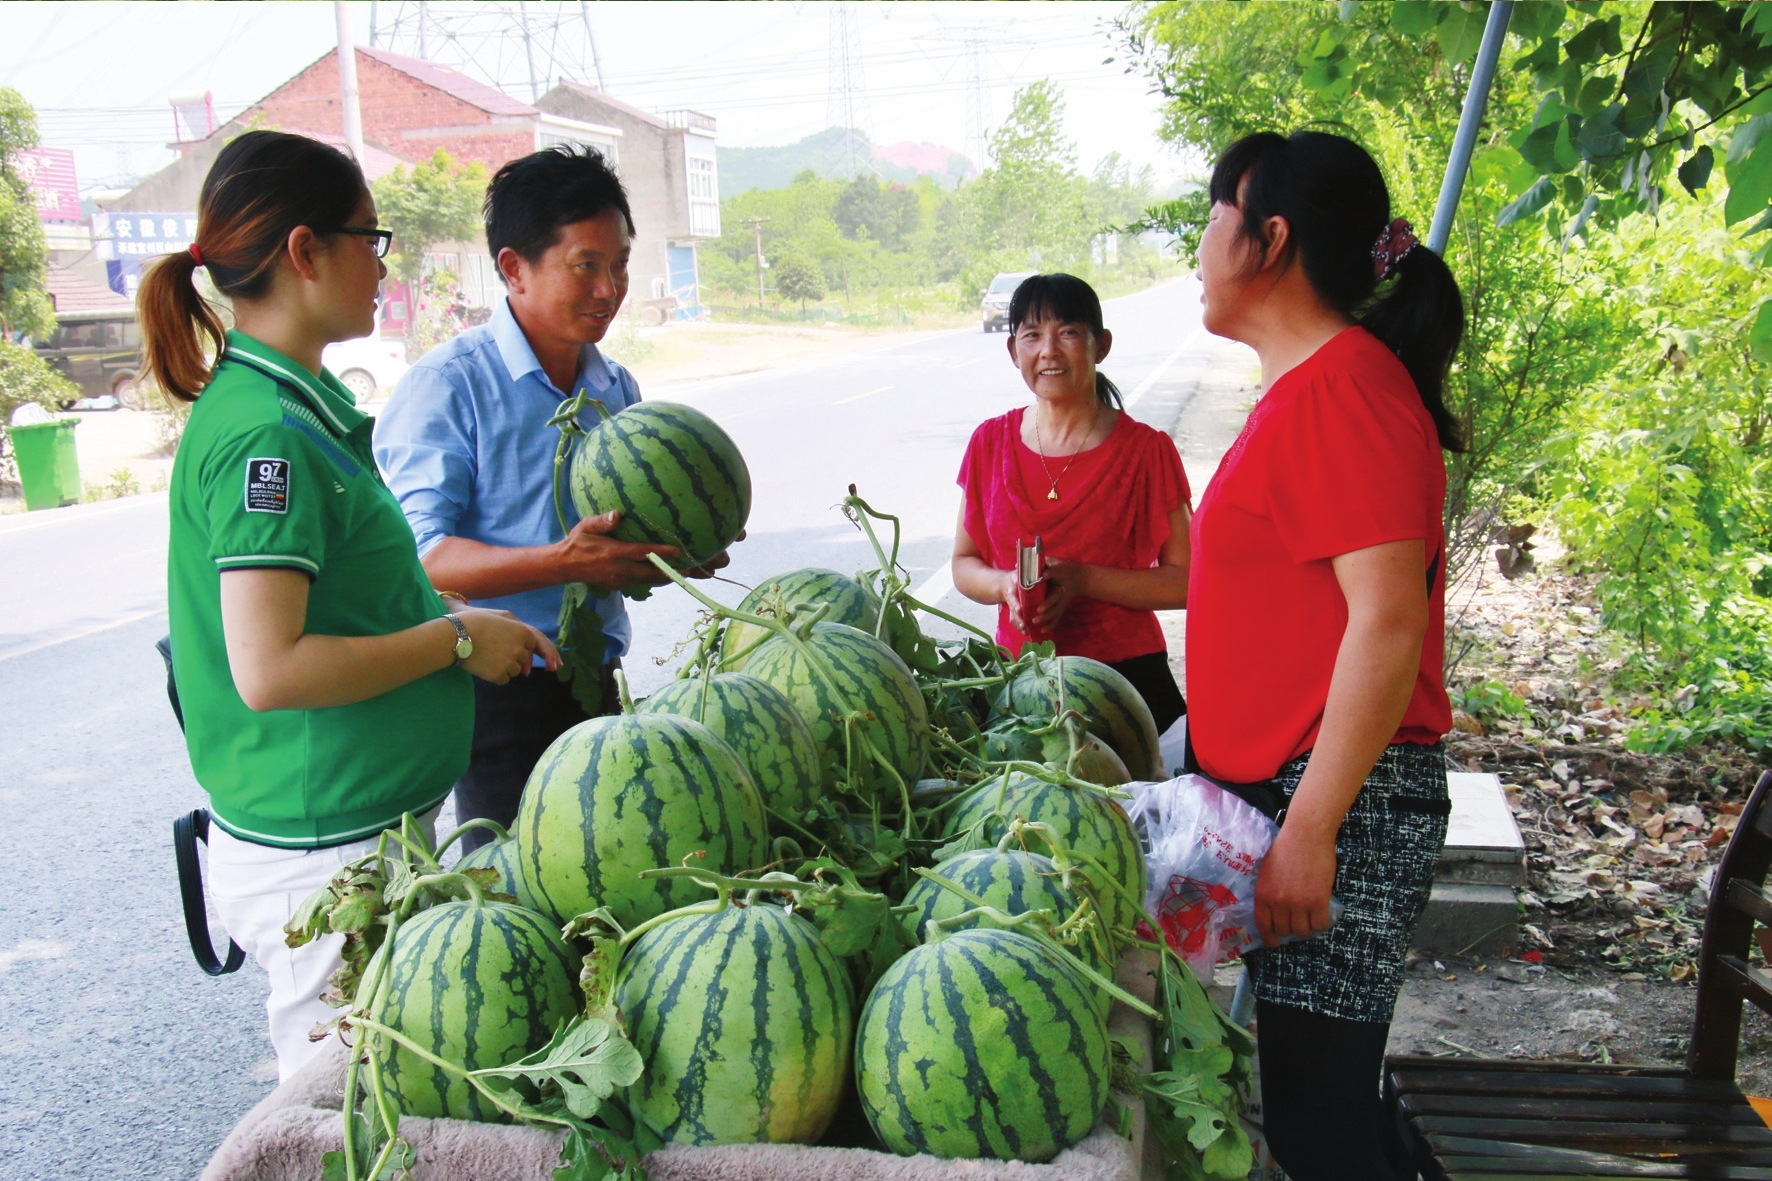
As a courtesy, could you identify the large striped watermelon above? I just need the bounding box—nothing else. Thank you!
[455,835,544,914]
[568,402,750,573]
[996,657,1164,780]
[375,900,581,1121]
[944,774,1145,940]
[637,673,822,817]
[742,622,928,799]
[720,567,877,672]
[856,927,1110,1161]
[901,849,1112,1006]
[617,902,854,1145]
[981,722,1131,787]
[514,714,769,929]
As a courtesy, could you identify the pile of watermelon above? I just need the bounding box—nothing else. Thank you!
[306,403,1250,1180]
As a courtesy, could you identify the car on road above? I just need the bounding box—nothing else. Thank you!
[35,310,148,407]
[322,332,409,402]
[979,271,1036,333]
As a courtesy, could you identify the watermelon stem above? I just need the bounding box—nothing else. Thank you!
[434,817,510,859]
[924,902,1161,1019]
[547,390,591,539]
[644,551,920,838]
[613,667,636,715]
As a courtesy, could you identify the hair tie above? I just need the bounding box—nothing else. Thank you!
[1371,217,1417,281]
[188,243,203,267]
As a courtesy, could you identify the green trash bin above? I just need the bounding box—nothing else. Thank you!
[9,418,82,511]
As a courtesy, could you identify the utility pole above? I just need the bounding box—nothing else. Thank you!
[918,27,1026,173]
[579,2,606,90]
[826,3,865,176]
[745,216,769,308]
[519,0,541,102]
[418,0,428,59]
[334,1,365,162]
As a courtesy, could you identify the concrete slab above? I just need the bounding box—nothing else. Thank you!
[1413,882,1520,958]
[1413,773,1525,956]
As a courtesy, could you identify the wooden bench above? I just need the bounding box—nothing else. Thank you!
[1385,768,1772,1179]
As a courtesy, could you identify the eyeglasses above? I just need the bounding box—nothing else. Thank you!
[328,227,394,258]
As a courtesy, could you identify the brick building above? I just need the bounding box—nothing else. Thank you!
[93,47,714,320]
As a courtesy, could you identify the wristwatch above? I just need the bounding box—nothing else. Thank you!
[445,614,473,666]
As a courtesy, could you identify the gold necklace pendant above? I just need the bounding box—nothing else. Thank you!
[1033,402,1097,503]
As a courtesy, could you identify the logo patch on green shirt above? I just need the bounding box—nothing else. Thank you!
[245,457,290,513]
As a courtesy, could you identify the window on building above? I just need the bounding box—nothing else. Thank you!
[687,155,716,200]
[539,132,618,168]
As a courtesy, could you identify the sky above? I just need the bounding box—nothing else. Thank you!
[0,1,1186,197]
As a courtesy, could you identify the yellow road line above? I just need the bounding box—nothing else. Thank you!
[831,385,894,406]
[0,608,167,664]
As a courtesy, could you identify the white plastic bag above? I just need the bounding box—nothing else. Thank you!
[1123,775,1344,979]
[1124,775,1275,978]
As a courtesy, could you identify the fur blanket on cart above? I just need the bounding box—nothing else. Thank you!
[201,953,1160,1181]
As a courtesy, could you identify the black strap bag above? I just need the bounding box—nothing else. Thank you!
[158,635,246,976]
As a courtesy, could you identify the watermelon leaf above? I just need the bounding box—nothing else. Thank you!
[556,583,609,715]
[475,1016,644,1119]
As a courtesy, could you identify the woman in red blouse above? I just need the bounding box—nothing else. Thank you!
[952,273,1191,731]
[1188,132,1464,1180]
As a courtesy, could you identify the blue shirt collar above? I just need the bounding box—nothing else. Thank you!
[490,297,615,396]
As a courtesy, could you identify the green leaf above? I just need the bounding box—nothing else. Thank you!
[475,1017,644,1119]
[1200,1125,1255,1179]
[1389,1,1446,36]
[1435,3,1489,65]
[1471,146,1539,197]
[1678,145,1715,197]
[812,886,893,957]
[1519,120,1579,174]
[1497,175,1558,227]
[327,891,382,936]
[1749,302,1772,364]
[1726,136,1772,226]
[556,583,608,715]
[1562,13,1621,64]
[1509,0,1566,44]
[1574,106,1626,162]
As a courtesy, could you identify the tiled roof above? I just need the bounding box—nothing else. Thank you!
[545,80,670,130]
[357,46,538,117]
[46,266,132,315]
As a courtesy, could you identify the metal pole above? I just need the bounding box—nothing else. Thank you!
[580,2,605,91]
[334,1,366,162]
[1425,1,1514,256]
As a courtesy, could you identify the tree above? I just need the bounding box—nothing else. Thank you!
[373,149,488,283]
[1121,1,1642,622]
[955,80,1096,297]
[772,253,826,309]
[0,88,54,343]
[0,340,76,485]
[372,149,488,349]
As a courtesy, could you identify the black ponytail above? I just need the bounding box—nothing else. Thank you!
[1208,131,1466,451]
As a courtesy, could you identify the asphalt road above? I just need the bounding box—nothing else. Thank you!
[0,276,1243,1179]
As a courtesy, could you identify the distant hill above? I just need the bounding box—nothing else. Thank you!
[718,127,976,195]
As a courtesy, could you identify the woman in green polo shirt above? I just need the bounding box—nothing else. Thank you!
[139,130,558,1082]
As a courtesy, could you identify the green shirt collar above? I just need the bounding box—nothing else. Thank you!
[221,331,368,438]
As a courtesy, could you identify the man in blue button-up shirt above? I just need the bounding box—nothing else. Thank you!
[374,146,725,851]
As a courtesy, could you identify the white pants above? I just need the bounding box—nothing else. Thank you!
[208,810,437,1083]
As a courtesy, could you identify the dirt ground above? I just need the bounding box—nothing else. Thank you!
[1396,540,1772,1091]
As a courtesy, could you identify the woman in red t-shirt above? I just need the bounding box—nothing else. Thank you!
[1188,132,1465,1180]
[951,273,1191,731]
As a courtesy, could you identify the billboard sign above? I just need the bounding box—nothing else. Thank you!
[13,147,80,223]
[92,211,198,296]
